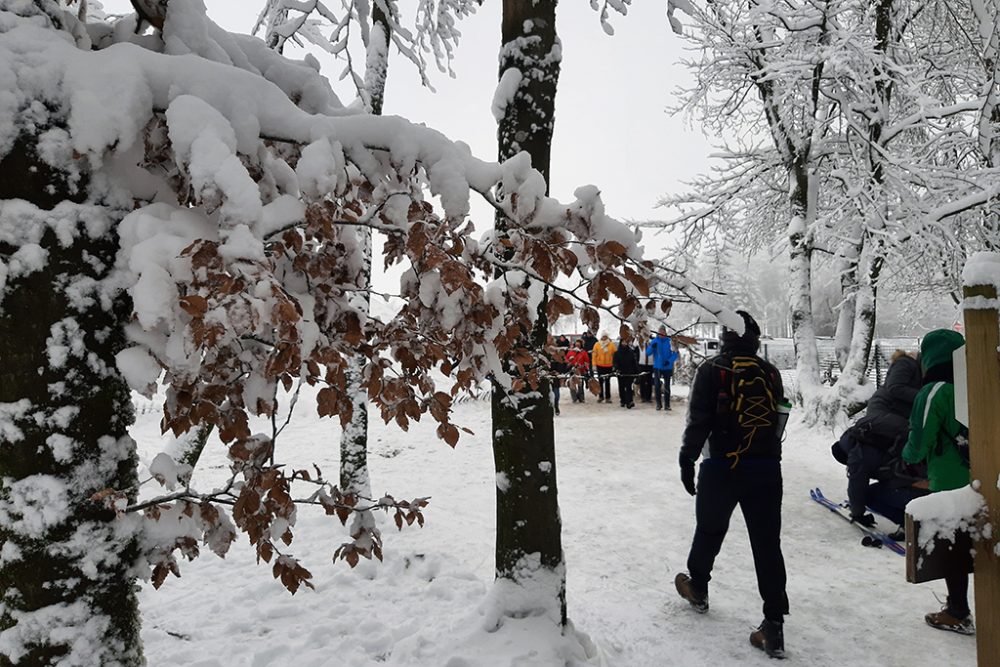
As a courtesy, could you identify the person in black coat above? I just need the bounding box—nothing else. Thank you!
[551,335,571,416]
[832,350,924,525]
[580,330,598,354]
[613,337,640,408]
[673,310,788,658]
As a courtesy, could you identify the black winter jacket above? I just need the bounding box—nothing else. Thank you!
[865,354,921,420]
[679,340,785,465]
[613,344,640,376]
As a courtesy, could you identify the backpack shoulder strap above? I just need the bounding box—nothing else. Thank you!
[922,382,945,428]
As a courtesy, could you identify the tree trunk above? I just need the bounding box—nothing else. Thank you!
[490,0,565,627]
[787,163,821,401]
[337,1,392,542]
[0,136,142,664]
[975,0,1000,168]
[828,0,894,411]
[832,227,860,370]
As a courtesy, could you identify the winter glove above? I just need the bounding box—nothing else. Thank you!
[680,459,697,496]
[851,512,876,528]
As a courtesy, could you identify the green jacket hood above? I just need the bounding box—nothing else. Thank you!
[920,329,964,373]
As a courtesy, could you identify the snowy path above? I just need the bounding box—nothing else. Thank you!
[134,390,977,666]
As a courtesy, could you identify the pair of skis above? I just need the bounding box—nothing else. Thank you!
[809,488,905,556]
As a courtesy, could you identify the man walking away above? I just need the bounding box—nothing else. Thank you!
[674,311,789,659]
[645,326,679,411]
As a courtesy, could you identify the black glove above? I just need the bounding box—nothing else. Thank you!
[851,512,876,528]
[680,460,696,496]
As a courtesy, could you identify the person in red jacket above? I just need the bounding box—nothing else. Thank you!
[565,338,591,403]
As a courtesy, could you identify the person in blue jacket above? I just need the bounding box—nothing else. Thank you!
[645,325,679,411]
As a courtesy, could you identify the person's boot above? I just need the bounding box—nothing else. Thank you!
[925,608,975,635]
[749,619,785,658]
[674,573,708,613]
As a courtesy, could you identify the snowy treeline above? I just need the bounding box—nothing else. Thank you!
[660,0,1000,420]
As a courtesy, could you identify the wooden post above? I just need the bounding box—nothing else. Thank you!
[963,283,1000,667]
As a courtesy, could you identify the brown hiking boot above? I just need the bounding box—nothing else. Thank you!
[750,619,785,659]
[925,609,975,635]
[674,573,708,613]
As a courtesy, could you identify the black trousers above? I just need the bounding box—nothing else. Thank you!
[686,458,789,622]
[653,368,673,407]
[596,366,613,400]
[638,365,653,401]
[617,375,634,406]
[946,571,970,618]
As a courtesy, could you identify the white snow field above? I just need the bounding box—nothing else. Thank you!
[133,388,977,666]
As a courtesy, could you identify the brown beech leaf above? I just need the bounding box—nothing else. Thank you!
[436,423,459,448]
[624,266,650,296]
[317,387,338,418]
[545,295,574,322]
[179,295,208,318]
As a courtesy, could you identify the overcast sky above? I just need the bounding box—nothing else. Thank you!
[100,0,713,232]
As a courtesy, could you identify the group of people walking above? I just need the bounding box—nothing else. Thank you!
[549,326,679,414]
[667,308,975,660]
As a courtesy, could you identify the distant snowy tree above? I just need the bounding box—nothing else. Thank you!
[662,0,1000,421]
[253,0,483,105]
[0,0,658,661]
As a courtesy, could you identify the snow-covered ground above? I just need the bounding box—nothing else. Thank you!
[133,387,977,666]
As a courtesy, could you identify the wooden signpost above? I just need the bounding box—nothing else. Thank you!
[963,282,1000,667]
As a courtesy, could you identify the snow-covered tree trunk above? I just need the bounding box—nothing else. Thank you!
[786,165,821,401]
[831,0,893,399]
[490,0,565,627]
[0,134,141,663]
[832,225,861,370]
[336,2,393,552]
[975,0,1000,167]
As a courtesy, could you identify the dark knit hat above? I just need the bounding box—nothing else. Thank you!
[919,329,964,373]
[722,310,760,341]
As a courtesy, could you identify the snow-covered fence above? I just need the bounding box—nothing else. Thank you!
[961,252,1000,667]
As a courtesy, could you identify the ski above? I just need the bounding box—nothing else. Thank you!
[809,488,906,556]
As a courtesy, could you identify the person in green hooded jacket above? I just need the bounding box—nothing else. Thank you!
[902,328,973,635]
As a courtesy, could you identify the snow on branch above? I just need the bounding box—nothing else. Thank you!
[1,2,662,591]
[253,0,482,100]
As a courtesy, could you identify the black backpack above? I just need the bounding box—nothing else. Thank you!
[715,355,781,466]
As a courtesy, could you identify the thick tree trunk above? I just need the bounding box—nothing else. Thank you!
[0,137,142,665]
[828,0,894,412]
[491,0,565,627]
[787,164,821,401]
[832,229,860,370]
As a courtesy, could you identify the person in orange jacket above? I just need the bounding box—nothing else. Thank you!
[591,331,617,403]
